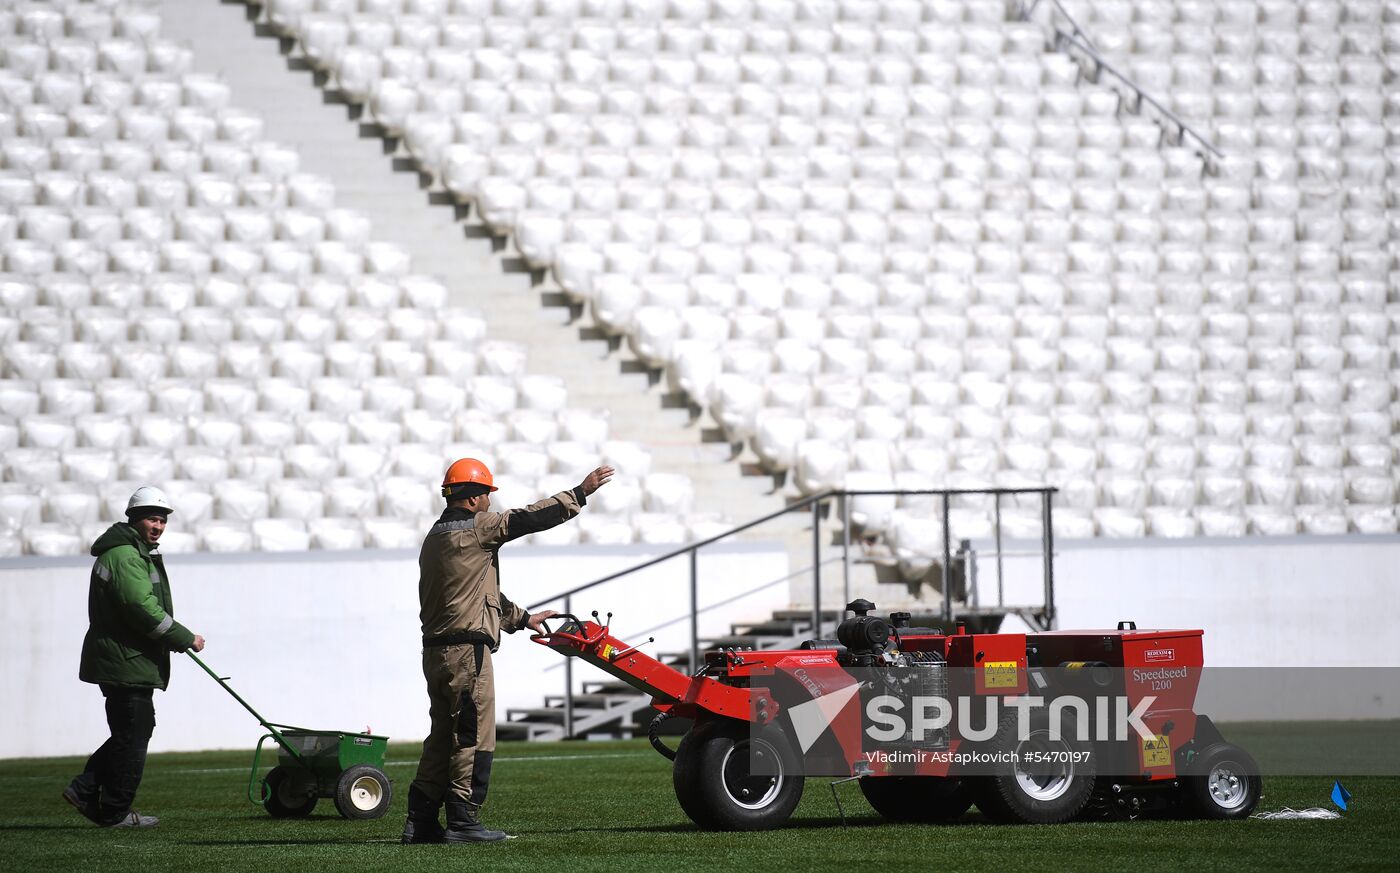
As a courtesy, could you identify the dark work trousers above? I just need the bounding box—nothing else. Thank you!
[69,685,157,823]
[410,642,496,807]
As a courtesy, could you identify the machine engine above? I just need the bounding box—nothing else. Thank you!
[831,599,951,750]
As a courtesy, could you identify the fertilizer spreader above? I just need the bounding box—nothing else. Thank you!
[187,652,393,820]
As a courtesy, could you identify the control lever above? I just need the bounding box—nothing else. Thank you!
[609,637,654,660]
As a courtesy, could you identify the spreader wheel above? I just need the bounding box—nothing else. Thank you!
[672,719,803,831]
[973,706,1097,824]
[859,776,973,823]
[1186,743,1262,820]
[333,765,393,820]
[263,765,318,818]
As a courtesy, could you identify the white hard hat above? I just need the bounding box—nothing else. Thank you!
[126,485,174,517]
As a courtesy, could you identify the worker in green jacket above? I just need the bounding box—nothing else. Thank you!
[63,486,205,829]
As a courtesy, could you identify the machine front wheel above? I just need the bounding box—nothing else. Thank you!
[333,765,393,820]
[672,719,803,831]
[1186,743,1262,820]
[859,776,973,823]
[263,765,318,818]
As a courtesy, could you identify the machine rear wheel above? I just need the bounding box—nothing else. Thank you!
[263,765,318,818]
[859,776,973,823]
[1186,743,1262,820]
[333,765,393,820]
[973,706,1097,824]
[673,719,803,831]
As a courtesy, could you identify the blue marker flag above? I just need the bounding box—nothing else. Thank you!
[1331,781,1352,811]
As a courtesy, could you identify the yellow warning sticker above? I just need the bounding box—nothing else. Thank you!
[599,644,615,660]
[1142,734,1171,768]
[983,661,1018,688]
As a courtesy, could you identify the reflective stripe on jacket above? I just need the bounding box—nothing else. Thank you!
[79,522,196,689]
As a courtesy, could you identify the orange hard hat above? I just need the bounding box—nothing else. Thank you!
[442,457,497,496]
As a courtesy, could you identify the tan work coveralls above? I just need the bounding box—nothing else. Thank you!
[411,489,584,806]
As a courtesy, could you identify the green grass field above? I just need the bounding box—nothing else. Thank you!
[3,739,1396,873]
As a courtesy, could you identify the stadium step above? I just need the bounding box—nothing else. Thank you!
[158,0,789,525]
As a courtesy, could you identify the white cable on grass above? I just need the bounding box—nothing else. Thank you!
[1251,807,1342,820]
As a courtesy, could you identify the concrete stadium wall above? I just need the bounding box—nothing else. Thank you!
[986,535,1400,669]
[0,543,789,758]
[5,535,1399,758]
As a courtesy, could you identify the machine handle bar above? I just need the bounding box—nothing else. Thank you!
[530,613,606,647]
[186,651,307,764]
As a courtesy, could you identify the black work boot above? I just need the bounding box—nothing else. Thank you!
[443,800,509,843]
[401,786,446,845]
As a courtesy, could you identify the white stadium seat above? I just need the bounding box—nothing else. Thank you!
[0,0,1390,553]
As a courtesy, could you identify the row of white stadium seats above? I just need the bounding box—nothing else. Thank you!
[880,503,1400,547]
[0,208,393,247]
[1074,27,1391,62]
[338,52,1067,107]
[5,210,1389,263]
[415,113,1176,152]
[1054,0,1388,27]
[269,0,1016,28]
[590,277,1400,321]
[501,206,1392,252]
[0,71,234,110]
[0,275,445,308]
[0,507,726,556]
[0,238,412,276]
[334,40,1060,92]
[0,139,301,179]
[0,105,267,146]
[0,319,497,352]
[0,37,189,77]
[2,403,613,442]
[0,168,345,211]
[283,13,1037,63]
[679,337,1400,377]
[0,444,656,492]
[792,450,1400,503]
[402,172,1397,217]
[0,466,692,525]
[0,366,569,411]
[544,246,1393,298]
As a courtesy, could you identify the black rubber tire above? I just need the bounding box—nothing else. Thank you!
[1186,742,1262,820]
[263,765,318,818]
[332,765,393,820]
[672,719,804,831]
[859,775,973,823]
[972,705,1097,824]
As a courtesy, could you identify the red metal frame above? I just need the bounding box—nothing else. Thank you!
[534,620,1209,781]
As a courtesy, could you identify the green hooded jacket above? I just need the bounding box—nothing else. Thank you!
[78,523,196,690]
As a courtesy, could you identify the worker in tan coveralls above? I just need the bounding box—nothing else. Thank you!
[403,457,613,844]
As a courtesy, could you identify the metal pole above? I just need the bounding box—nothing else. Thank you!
[941,492,952,624]
[563,594,574,738]
[812,498,822,638]
[1041,490,1056,630]
[965,540,979,610]
[689,548,699,674]
[841,493,852,613]
[994,492,1005,608]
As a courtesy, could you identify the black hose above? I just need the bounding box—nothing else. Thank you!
[648,710,678,761]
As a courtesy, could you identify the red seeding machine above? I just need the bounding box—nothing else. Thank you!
[533,601,1261,830]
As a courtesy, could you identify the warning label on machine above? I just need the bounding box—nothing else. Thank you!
[1142,734,1172,768]
[983,661,1018,688]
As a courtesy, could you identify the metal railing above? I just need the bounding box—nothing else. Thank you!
[1019,0,1224,172]
[525,486,1057,738]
